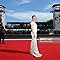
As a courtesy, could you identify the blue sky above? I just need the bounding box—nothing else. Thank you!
[0,0,60,22]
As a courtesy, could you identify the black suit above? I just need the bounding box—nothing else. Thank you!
[0,25,5,44]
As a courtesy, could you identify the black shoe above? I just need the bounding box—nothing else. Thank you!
[0,42,1,44]
[3,42,5,44]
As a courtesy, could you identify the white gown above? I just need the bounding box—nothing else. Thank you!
[30,21,40,55]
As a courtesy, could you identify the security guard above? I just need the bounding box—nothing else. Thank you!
[0,22,5,44]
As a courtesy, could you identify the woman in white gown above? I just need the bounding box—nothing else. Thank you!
[30,15,42,57]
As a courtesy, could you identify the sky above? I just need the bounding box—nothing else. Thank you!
[0,0,60,22]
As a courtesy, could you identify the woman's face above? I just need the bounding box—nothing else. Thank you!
[32,16,37,22]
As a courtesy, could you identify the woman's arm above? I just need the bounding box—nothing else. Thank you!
[30,23,35,37]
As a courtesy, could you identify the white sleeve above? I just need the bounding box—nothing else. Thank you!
[30,22,34,31]
[30,22,34,26]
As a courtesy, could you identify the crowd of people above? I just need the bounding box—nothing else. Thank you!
[5,20,53,34]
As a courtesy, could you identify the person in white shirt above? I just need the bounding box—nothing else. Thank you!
[30,15,42,57]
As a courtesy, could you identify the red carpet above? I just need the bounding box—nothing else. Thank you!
[0,40,60,60]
